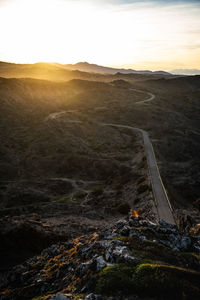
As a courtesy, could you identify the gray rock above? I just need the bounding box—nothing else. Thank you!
[105,245,114,263]
[99,240,112,248]
[113,245,134,261]
[111,233,120,238]
[159,240,171,248]
[193,243,200,253]
[79,256,96,275]
[159,219,175,228]
[139,235,147,242]
[139,220,150,227]
[96,256,107,271]
[173,246,180,252]
[85,293,102,300]
[115,219,128,229]
[121,226,130,236]
[168,233,181,246]
[158,220,177,233]
[180,236,192,251]
[129,230,140,238]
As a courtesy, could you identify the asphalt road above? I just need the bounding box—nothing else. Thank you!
[102,90,176,225]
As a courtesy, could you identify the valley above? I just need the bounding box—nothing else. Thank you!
[0,62,200,299]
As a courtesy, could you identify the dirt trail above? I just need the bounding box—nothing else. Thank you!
[130,88,156,104]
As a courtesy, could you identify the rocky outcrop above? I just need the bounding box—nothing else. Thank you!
[0,215,200,299]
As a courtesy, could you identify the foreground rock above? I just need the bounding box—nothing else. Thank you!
[0,215,200,299]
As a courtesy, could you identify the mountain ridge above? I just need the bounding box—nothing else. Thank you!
[0,60,171,76]
[65,61,171,75]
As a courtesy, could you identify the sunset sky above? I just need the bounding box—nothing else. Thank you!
[0,0,199,70]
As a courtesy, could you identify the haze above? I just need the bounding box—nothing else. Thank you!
[0,0,200,70]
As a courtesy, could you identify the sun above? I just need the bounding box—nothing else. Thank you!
[0,0,200,70]
[0,0,83,63]
[0,0,140,65]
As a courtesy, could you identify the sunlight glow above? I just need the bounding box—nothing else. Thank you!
[0,0,200,70]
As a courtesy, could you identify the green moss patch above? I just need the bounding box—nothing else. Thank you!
[96,263,200,299]
[135,263,200,298]
[96,264,136,296]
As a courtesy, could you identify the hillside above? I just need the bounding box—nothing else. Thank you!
[0,75,200,299]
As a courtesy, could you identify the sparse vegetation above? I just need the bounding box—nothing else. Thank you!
[0,63,200,300]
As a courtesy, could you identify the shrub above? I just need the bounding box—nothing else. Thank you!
[137,184,149,194]
[117,202,131,214]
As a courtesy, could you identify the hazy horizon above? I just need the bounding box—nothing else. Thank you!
[0,0,200,71]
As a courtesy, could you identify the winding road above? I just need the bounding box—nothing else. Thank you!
[130,88,156,104]
[102,89,176,225]
[44,87,175,225]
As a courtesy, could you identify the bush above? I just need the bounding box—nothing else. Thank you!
[137,184,149,194]
[117,202,131,214]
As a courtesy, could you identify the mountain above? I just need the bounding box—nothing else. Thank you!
[0,61,91,81]
[0,61,172,82]
[171,69,200,76]
[65,61,171,75]
[0,61,171,80]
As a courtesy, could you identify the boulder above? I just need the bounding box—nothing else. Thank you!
[96,256,107,271]
[180,236,192,251]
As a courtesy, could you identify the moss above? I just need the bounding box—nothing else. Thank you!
[73,295,85,300]
[113,236,130,243]
[96,262,200,299]
[96,264,136,296]
[134,239,179,265]
[177,252,200,271]
[134,263,200,299]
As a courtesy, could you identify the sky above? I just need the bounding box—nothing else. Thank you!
[0,0,200,70]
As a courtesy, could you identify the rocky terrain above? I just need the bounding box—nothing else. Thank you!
[0,215,200,299]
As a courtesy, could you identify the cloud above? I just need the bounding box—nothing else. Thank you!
[182,44,200,50]
[109,0,200,5]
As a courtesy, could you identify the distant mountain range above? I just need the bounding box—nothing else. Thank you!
[0,61,174,82]
[171,69,200,76]
[0,61,171,77]
[65,62,171,75]
[2,61,200,77]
